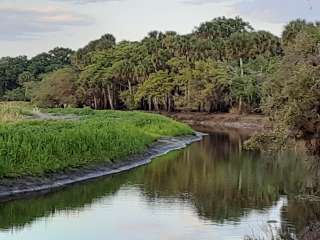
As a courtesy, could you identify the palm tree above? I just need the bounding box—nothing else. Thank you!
[282,19,313,46]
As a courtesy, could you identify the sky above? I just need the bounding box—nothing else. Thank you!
[1,0,319,57]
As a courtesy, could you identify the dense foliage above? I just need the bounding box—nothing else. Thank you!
[0,47,73,101]
[0,17,281,113]
[247,20,320,151]
[263,23,320,139]
[1,17,320,142]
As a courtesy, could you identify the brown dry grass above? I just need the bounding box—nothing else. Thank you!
[0,101,33,123]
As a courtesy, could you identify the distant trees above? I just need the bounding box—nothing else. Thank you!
[32,68,79,107]
[0,47,73,101]
[0,56,28,96]
[1,17,285,113]
[28,47,74,77]
[72,34,116,69]
[282,19,320,46]
[3,16,319,139]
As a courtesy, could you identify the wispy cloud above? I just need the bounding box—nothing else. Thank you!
[1,0,318,56]
[51,0,125,4]
[234,0,320,23]
[181,0,320,23]
[181,0,235,6]
[0,6,94,40]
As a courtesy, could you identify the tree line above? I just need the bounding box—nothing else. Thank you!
[0,17,281,112]
[1,17,320,140]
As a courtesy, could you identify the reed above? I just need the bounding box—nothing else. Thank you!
[0,102,34,123]
[0,108,193,178]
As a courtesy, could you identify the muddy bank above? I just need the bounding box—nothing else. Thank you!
[0,133,203,202]
[165,112,269,136]
[25,111,80,121]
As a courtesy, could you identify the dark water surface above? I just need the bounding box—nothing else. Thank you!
[0,131,317,240]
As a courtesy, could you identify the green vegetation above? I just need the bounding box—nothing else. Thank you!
[247,21,320,151]
[0,17,279,114]
[0,108,192,178]
[1,17,320,151]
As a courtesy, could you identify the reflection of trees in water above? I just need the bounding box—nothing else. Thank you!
[133,133,306,223]
[282,200,320,235]
[0,131,313,234]
[302,159,320,196]
[0,175,128,231]
[279,156,320,239]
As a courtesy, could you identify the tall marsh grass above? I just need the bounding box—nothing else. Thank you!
[0,102,33,123]
[0,108,193,178]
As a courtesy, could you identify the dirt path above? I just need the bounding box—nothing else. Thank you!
[27,111,80,121]
[164,112,269,136]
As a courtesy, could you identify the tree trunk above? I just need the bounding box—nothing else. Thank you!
[187,83,190,107]
[154,97,159,111]
[107,85,114,110]
[209,102,214,113]
[239,57,244,114]
[102,88,108,109]
[98,90,103,109]
[128,80,132,95]
[239,96,243,114]
[148,96,152,111]
[93,95,98,110]
[240,57,244,77]
[113,84,117,108]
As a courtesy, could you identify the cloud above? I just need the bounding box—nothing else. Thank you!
[181,0,320,23]
[0,6,94,40]
[51,0,124,4]
[181,0,235,6]
[233,0,320,23]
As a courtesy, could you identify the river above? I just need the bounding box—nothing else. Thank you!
[0,130,318,240]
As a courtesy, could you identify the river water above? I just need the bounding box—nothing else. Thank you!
[0,130,318,240]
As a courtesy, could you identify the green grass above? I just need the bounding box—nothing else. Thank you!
[0,108,193,178]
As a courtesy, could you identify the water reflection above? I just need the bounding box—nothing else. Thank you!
[133,133,307,222]
[0,173,129,231]
[0,131,317,239]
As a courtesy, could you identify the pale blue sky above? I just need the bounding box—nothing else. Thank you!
[1,0,319,57]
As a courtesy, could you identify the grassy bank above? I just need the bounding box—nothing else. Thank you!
[0,104,193,178]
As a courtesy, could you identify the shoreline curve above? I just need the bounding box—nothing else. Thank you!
[0,132,204,202]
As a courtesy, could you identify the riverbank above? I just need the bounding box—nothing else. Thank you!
[0,133,203,202]
[164,112,269,136]
[0,104,202,200]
